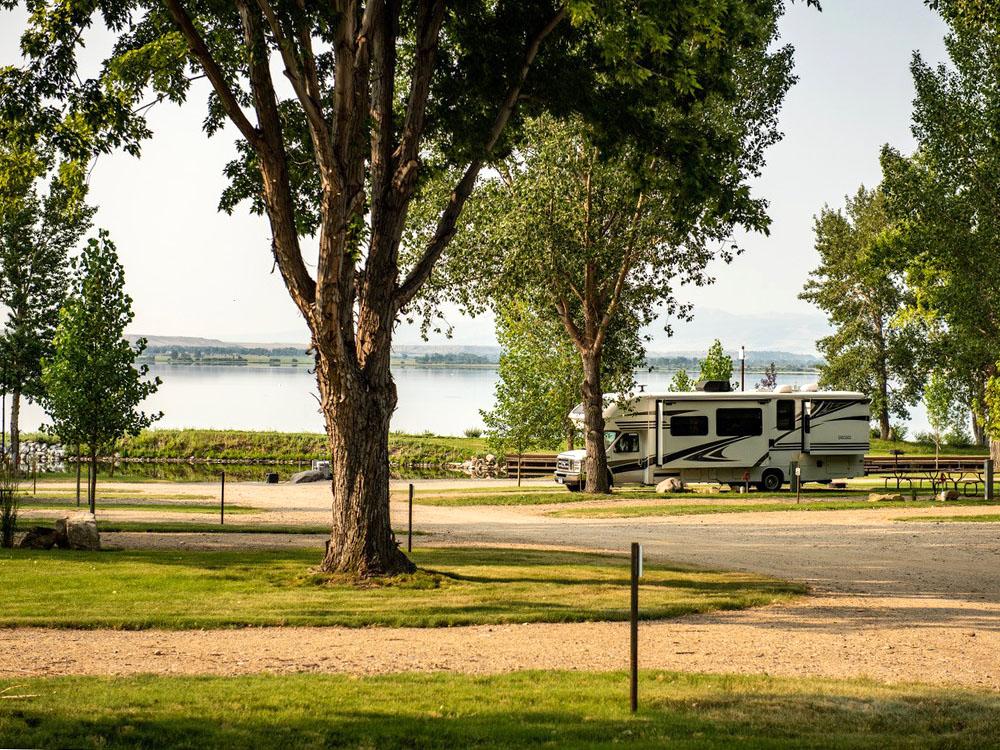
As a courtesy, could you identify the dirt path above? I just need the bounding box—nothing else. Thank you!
[5,483,1000,687]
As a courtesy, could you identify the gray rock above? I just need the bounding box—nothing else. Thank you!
[18,526,59,550]
[289,469,328,484]
[55,512,100,550]
[938,489,960,501]
[656,477,685,493]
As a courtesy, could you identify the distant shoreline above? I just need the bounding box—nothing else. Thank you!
[136,358,821,375]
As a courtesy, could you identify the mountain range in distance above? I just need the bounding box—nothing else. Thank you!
[126,335,822,370]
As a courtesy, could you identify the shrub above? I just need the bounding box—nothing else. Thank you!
[889,424,908,442]
[945,427,973,448]
[913,431,934,446]
[463,428,483,439]
[870,426,882,439]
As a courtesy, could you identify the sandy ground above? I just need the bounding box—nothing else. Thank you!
[5,479,1000,688]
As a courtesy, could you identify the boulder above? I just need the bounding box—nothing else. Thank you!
[868,493,904,502]
[656,477,685,494]
[289,469,328,484]
[938,489,960,501]
[55,512,100,551]
[18,526,60,550]
[692,484,725,494]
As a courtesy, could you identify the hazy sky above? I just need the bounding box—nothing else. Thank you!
[1,1,948,347]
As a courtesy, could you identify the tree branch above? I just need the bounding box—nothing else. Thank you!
[395,5,568,309]
[161,0,262,148]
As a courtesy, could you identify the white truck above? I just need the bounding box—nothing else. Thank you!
[554,383,870,491]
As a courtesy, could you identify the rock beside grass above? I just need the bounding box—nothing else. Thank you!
[938,489,960,501]
[18,527,60,550]
[289,469,328,484]
[868,493,905,502]
[656,477,685,493]
[55,513,101,551]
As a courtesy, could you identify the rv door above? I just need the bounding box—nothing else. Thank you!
[801,400,812,453]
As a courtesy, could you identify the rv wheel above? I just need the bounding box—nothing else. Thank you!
[760,469,784,492]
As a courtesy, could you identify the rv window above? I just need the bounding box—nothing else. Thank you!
[670,416,708,437]
[614,432,640,454]
[717,408,763,437]
[776,400,795,431]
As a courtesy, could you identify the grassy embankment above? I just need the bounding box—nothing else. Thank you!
[0,547,799,629]
[2,671,997,748]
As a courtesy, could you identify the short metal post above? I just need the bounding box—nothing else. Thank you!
[986,459,995,502]
[33,457,37,495]
[220,470,226,525]
[630,542,640,713]
[794,465,801,504]
[407,483,414,553]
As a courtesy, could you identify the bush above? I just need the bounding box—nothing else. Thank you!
[889,424,908,442]
[870,426,882,439]
[463,428,483,439]
[913,431,935,446]
[945,427,973,448]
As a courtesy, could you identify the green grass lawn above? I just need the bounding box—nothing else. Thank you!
[410,487,872,507]
[552,498,1000,519]
[17,499,256,515]
[14,519,424,536]
[0,547,799,629]
[1,671,996,749]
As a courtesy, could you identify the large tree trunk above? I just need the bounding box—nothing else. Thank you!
[9,389,19,473]
[581,349,610,494]
[972,410,987,447]
[879,406,891,441]
[317,354,414,576]
[992,438,1000,467]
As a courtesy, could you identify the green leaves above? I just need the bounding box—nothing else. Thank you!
[698,340,733,383]
[41,231,161,453]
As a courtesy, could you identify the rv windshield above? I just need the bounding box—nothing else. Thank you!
[604,431,617,446]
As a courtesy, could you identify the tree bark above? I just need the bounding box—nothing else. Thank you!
[879,406,891,441]
[581,349,610,494]
[317,352,414,576]
[9,389,19,473]
[992,438,1000,467]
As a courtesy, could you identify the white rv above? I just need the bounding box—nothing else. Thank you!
[554,383,870,491]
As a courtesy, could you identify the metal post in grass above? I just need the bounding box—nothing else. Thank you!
[986,459,995,502]
[630,542,642,713]
[32,456,37,495]
[795,465,801,504]
[408,483,414,553]
[220,470,226,525]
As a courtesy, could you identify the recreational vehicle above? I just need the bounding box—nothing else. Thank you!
[554,382,870,491]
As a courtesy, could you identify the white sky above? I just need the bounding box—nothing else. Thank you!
[0,1,948,347]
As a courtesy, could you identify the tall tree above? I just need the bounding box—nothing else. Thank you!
[698,340,734,383]
[0,152,93,470]
[41,232,161,512]
[924,369,966,470]
[4,0,817,572]
[880,5,1000,463]
[438,34,795,490]
[800,186,925,439]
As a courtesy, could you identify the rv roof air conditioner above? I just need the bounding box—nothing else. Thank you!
[695,379,732,393]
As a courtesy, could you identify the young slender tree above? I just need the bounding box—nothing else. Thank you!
[438,33,796,490]
[924,369,965,471]
[880,5,1000,463]
[800,186,926,439]
[41,232,161,512]
[669,370,696,393]
[0,152,93,471]
[5,0,818,571]
[698,340,734,384]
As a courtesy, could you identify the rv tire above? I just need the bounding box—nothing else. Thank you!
[760,469,784,492]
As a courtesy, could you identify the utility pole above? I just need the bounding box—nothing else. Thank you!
[739,345,746,392]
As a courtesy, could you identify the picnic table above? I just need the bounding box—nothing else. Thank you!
[864,454,995,496]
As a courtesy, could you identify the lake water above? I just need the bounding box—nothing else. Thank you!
[15,364,931,436]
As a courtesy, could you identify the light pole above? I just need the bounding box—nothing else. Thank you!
[739,345,746,392]
[1,365,6,460]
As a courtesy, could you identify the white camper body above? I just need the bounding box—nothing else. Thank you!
[554,387,870,491]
